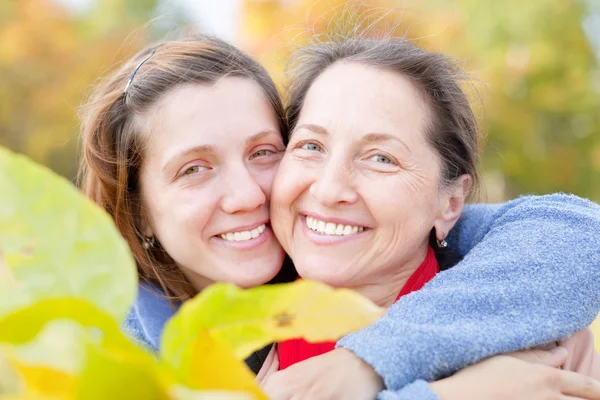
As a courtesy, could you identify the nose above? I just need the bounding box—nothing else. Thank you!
[220,164,267,214]
[309,155,358,207]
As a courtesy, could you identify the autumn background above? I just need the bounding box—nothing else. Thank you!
[1,0,599,202]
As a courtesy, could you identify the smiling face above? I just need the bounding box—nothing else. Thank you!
[138,78,286,290]
[272,62,466,301]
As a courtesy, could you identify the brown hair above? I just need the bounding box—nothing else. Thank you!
[78,35,286,302]
[285,36,480,194]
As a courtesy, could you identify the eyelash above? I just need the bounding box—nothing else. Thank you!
[178,164,210,179]
[369,154,395,165]
[249,148,278,160]
[294,140,324,153]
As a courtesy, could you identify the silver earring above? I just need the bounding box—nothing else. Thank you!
[436,238,448,248]
[143,236,155,250]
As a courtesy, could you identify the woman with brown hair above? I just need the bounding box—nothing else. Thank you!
[262,35,600,399]
[77,34,600,398]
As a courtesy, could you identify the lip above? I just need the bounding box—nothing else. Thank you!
[301,211,370,228]
[212,222,273,250]
[215,219,270,237]
[300,215,369,246]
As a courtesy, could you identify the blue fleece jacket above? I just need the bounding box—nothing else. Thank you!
[124,194,600,399]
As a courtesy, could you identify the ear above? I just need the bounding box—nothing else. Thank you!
[433,174,473,241]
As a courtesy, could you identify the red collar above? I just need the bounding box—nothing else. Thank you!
[278,246,439,370]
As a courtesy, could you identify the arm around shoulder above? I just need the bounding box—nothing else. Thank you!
[338,193,600,391]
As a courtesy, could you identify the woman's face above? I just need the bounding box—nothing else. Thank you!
[139,78,286,289]
[272,62,463,290]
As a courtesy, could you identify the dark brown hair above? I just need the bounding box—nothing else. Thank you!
[78,35,286,302]
[285,36,480,193]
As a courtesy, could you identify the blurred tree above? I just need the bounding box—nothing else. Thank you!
[240,0,600,202]
[0,0,172,181]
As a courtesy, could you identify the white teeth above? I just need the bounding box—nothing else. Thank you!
[240,231,251,241]
[317,220,326,232]
[325,222,336,235]
[220,224,267,242]
[305,216,366,236]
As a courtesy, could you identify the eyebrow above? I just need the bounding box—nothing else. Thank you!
[293,124,328,136]
[362,133,412,154]
[161,144,217,174]
[245,129,282,146]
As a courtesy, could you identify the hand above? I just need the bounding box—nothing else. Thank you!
[261,348,383,400]
[431,347,600,400]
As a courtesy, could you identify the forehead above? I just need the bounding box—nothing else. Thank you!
[141,78,279,155]
[298,62,430,139]
[154,78,276,134]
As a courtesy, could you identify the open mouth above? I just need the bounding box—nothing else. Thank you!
[219,223,267,242]
[305,216,366,236]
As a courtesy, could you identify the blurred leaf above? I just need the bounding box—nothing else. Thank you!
[163,328,265,399]
[171,386,254,400]
[0,147,137,323]
[0,298,173,400]
[162,280,384,361]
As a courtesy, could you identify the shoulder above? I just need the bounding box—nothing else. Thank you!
[121,283,177,352]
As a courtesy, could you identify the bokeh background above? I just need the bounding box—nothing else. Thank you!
[1,0,599,202]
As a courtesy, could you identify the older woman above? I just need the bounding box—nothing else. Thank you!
[265,36,600,399]
[78,34,600,398]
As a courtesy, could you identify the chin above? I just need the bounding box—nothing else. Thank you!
[228,253,285,288]
[295,259,350,288]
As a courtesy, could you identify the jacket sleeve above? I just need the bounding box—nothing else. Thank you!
[337,193,600,391]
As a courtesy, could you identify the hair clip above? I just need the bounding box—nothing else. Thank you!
[123,49,156,95]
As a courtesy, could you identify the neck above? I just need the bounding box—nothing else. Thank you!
[349,246,430,308]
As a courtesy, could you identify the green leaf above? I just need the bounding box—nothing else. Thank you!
[0,147,137,322]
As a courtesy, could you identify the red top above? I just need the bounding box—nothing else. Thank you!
[277,246,440,370]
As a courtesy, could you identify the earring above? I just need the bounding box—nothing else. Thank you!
[143,236,155,250]
[436,238,448,248]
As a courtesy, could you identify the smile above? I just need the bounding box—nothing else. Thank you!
[220,223,266,242]
[306,216,365,236]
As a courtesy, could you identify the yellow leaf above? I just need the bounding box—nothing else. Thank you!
[170,329,264,399]
[13,363,76,397]
[162,280,384,362]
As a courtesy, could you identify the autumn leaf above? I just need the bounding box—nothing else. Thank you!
[163,328,265,400]
[0,299,175,400]
[162,280,384,362]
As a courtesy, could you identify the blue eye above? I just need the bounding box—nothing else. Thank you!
[373,155,392,164]
[302,143,322,151]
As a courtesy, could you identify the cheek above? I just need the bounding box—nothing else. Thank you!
[150,187,216,247]
[365,173,440,229]
[250,163,279,201]
[271,156,309,212]
[271,157,307,246]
